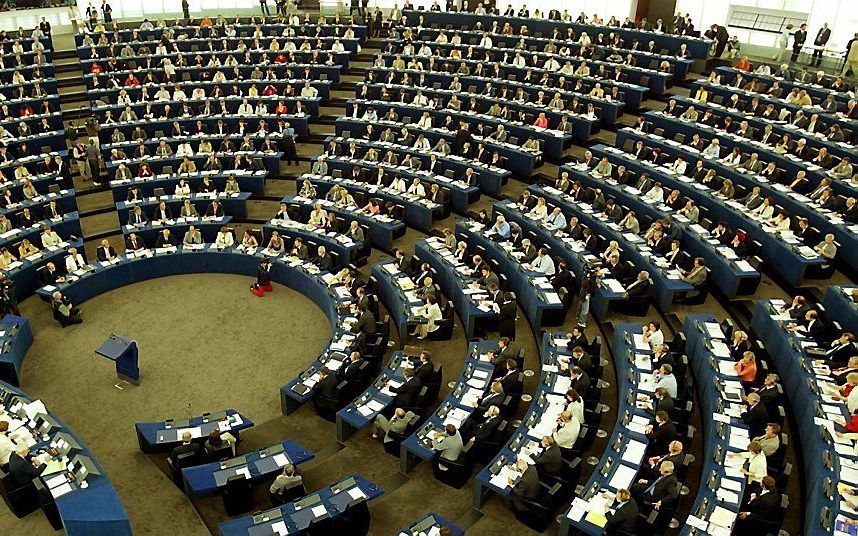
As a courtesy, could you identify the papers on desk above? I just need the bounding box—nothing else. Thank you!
[22,399,47,420]
[622,439,647,465]
[272,453,290,468]
[347,486,367,501]
[608,464,637,491]
[380,379,403,397]
[718,361,739,377]
[489,464,519,490]
[50,482,74,498]
[603,278,625,293]
[632,334,650,351]
[711,341,731,358]
[705,322,725,339]
[175,426,203,439]
[716,487,740,505]
[44,473,69,489]
[709,505,737,529]
[42,458,68,475]
[236,467,251,479]
[686,514,708,531]
[310,505,328,517]
[627,414,651,435]
[270,520,290,535]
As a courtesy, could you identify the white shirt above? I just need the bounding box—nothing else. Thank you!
[553,419,581,448]
[670,160,687,174]
[41,231,61,247]
[645,186,664,203]
[175,183,191,196]
[848,387,858,413]
[65,253,85,272]
[416,115,432,129]
[237,103,254,115]
[216,231,234,247]
[530,254,556,275]
[0,433,14,465]
[529,204,548,220]
[419,302,443,331]
[407,183,426,196]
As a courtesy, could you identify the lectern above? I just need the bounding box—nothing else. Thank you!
[95,333,139,385]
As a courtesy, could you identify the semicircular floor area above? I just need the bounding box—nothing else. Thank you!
[5,274,331,535]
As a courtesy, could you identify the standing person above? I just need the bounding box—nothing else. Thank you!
[101,1,112,24]
[774,23,792,62]
[39,17,52,48]
[791,23,807,64]
[0,273,19,316]
[844,36,858,77]
[812,23,831,67]
[251,259,273,296]
[576,268,596,327]
[181,0,190,20]
[86,138,101,185]
[71,139,89,179]
[260,0,270,16]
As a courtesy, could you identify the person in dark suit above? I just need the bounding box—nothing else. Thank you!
[351,303,377,334]
[605,488,638,534]
[498,292,517,339]
[7,448,46,487]
[569,366,590,398]
[632,460,679,512]
[791,24,808,63]
[735,476,780,530]
[643,388,675,419]
[507,459,540,512]
[463,405,501,444]
[96,239,117,261]
[156,229,176,248]
[391,367,421,407]
[741,393,769,437]
[38,262,63,285]
[312,245,333,271]
[645,411,677,455]
[413,351,434,383]
[498,359,520,393]
[314,367,338,399]
[640,440,684,481]
[169,432,202,466]
[125,233,146,251]
[568,346,592,373]
[534,435,562,477]
[337,351,365,381]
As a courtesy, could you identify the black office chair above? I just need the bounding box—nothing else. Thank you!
[168,449,200,488]
[222,475,252,515]
[33,478,62,529]
[338,498,371,535]
[0,468,39,518]
[433,445,473,489]
[205,441,234,462]
[382,412,422,457]
[306,513,336,535]
[268,482,306,505]
[513,481,563,532]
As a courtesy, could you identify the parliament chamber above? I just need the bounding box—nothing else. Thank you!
[0,1,856,535]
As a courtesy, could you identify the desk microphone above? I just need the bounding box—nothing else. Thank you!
[188,402,192,419]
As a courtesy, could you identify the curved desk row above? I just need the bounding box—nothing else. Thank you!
[561,164,761,298]
[0,212,82,257]
[559,323,654,535]
[94,97,321,125]
[134,409,254,453]
[640,103,856,200]
[751,300,854,536]
[263,219,366,268]
[83,63,343,87]
[397,25,692,80]
[282,192,406,252]
[401,10,712,59]
[384,37,671,94]
[217,473,383,536]
[414,238,497,340]
[491,201,626,320]
[5,238,84,300]
[372,260,424,346]
[117,192,250,221]
[73,24,368,47]
[345,97,549,169]
[88,78,333,102]
[77,36,364,59]
[335,113,536,178]
[474,332,571,508]
[455,220,566,331]
[613,128,856,271]
[681,315,752,535]
[398,511,465,535]
[106,148,285,176]
[182,439,313,497]
[335,351,410,442]
[822,285,857,327]
[0,380,131,535]
[306,175,444,233]
[529,183,694,312]
[110,170,268,200]
[0,314,33,386]
[688,81,857,141]
[715,67,853,106]
[400,341,497,473]
[122,217,234,245]
[589,145,828,285]
[329,126,509,197]
[0,189,77,221]
[324,134,486,209]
